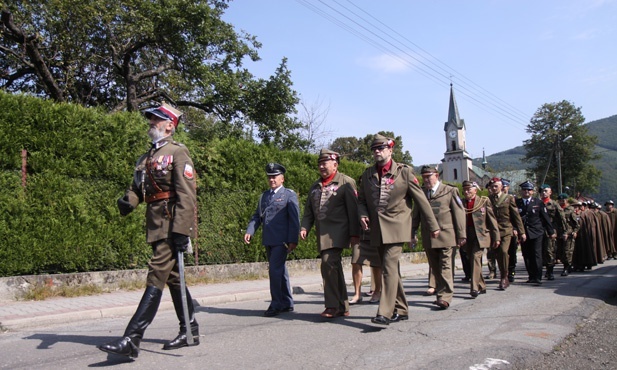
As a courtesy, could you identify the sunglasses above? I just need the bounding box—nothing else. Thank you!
[371,145,389,151]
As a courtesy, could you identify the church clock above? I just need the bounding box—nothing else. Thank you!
[448,130,457,138]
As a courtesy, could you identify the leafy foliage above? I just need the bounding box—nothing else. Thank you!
[0,0,302,147]
[522,100,600,195]
[0,91,371,276]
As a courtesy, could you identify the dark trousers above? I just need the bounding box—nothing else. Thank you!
[521,236,544,281]
[459,247,471,279]
[266,245,293,310]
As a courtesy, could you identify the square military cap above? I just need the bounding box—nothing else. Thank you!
[318,148,340,163]
[143,102,183,127]
[519,180,535,190]
[420,165,438,174]
[462,180,479,188]
[501,178,511,187]
[370,134,395,149]
[265,163,286,176]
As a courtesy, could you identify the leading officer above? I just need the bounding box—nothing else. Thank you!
[99,102,199,358]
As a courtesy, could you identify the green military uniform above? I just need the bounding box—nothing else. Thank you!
[540,191,567,280]
[358,135,439,323]
[557,203,579,275]
[488,189,525,288]
[301,149,360,315]
[98,103,199,359]
[462,192,499,295]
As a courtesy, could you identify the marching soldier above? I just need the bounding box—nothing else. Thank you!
[461,181,500,297]
[538,184,567,280]
[99,103,199,358]
[412,165,465,310]
[605,200,617,259]
[516,181,555,285]
[244,163,300,317]
[557,194,580,276]
[300,149,359,318]
[486,177,525,290]
[358,134,439,325]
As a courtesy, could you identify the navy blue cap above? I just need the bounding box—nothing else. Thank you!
[519,180,534,190]
[265,163,286,176]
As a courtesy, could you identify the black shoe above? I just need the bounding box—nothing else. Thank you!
[371,315,390,325]
[264,308,280,317]
[547,274,555,280]
[561,270,569,276]
[461,277,470,282]
[390,312,408,322]
[98,336,140,358]
[530,279,542,285]
[508,275,515,283]
[280,306,294,313]
[470,290,479,298]
[163,332,200,350]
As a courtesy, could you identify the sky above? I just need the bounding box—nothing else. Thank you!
[221,0,617,165]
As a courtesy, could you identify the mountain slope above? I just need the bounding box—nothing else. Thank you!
[484,114,617,201]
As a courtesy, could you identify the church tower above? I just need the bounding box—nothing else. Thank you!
[441,84,472,183]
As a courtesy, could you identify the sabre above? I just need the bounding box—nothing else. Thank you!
[177,240,194,346]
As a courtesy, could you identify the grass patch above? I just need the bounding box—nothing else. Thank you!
[21,283,104,301]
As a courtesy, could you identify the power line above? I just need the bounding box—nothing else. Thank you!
[295,0,531,130]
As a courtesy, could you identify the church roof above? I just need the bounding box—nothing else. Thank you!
[444,84,465,131]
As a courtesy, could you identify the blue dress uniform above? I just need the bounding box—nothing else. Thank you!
[246,163,300,316]
[516,181,555,284]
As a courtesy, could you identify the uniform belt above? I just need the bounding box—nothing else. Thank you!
[145,191,176,203]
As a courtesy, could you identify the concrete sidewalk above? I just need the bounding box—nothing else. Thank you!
[0,257,435,331]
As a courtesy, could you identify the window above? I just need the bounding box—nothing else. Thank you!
[451,141,456,151]
[454,169,458,180]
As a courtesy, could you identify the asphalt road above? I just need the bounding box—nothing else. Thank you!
[1,261,616,370]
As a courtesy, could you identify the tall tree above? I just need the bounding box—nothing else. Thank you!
[0,0,300,146]
[523,100,600,195]
[330,131,413,165]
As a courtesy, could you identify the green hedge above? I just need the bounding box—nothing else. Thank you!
[0,91,375,276]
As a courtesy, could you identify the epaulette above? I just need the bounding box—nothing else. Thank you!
[285,188,296,194]
[171,140,186,147]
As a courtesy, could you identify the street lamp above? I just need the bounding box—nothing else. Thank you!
[540,134,572,194]
[556,135,572,195]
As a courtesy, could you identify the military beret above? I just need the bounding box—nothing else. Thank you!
[501,178,510,187]
[265,162,286,176]
[462,180,479,188]
[317,148,340,163]
[487,177,502,186]
[420,165,438,174]
[557,193,568,200]
[519,180,534,190]
[540,184,551,190]
[370,134,395,150]
[143,102,183,127]
[605,200,614,205]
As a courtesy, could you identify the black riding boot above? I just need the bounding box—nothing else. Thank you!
[98,286,162,358]
[163,286,200,350]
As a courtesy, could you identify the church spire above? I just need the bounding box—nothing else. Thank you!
[447,83,462,128]
[482,148,488,169]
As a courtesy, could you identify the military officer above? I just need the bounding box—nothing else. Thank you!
[487,177,526,290]
[99,103,199,358]
[461,181,500,297]
[538,184,567,280]
[300,149,360,318]
[412,165,465,310]
[244,163,300,317]
[557,194,580,275]
[358,134,440,325]
[516,181,555,285]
